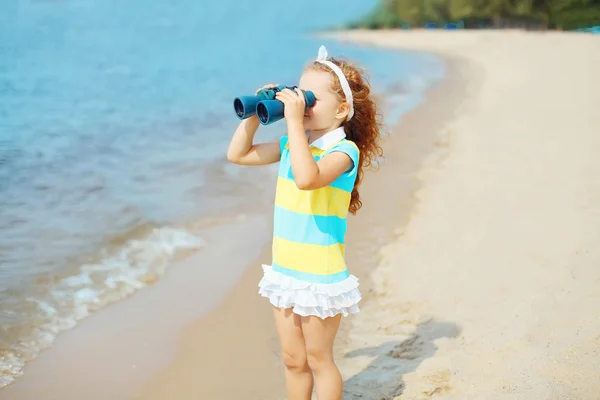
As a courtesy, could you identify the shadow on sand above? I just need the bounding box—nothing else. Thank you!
[341,319,460,399]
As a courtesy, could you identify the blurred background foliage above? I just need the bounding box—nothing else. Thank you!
[347,0,600,30]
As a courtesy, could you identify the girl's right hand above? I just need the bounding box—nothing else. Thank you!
[255,83,279,95]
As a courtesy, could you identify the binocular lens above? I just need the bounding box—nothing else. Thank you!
[233,98,245,119]
[256,103,269,124]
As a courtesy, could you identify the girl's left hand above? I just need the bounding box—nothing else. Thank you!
[275,88,305,125]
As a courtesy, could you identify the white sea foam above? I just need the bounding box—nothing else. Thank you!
[0,226,205,389]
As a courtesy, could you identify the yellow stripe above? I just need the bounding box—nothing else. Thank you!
[273,236,346,275]
[274,176,350,218]
[311,147,325,157]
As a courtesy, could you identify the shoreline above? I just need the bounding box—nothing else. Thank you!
[1,214,274,399]
[135,50,467,399]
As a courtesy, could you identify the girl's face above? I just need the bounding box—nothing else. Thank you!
[298,69,348,133]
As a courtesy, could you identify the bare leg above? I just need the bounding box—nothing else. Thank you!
[302,314,343,400]
[273,307,314,400]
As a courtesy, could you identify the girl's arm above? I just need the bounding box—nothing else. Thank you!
[287,120,351,190]
[226,115,281,166]
[278,88,352,190]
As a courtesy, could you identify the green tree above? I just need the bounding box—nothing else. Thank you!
[448,0,474,21]
[387,0,424,25]
[349,0,600,30]
[423,0,452,23]
[548,0,600,28]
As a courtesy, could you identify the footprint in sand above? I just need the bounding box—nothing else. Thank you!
[400,367,453,399]
[387,335,424,360]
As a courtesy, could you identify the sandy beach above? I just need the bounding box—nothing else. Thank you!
[326,30,600,400]
[4,29,600,400]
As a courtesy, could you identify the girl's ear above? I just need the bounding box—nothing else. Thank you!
[336,102,350,121]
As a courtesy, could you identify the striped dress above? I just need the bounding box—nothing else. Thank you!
[258,126,362,318]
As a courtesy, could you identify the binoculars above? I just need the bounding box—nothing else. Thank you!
[233,85,316,125]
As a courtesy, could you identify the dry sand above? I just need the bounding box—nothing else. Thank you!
[325,30,600,400]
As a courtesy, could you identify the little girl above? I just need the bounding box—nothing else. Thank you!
[227,45,383,400]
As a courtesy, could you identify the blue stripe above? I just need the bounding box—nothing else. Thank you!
[329,174,354,192]
[272,263,350,284]
[273,205,346,245]
[325,142,359,186]
[278,153,354,192]
[278,155,321,179]
[327,141,359,164]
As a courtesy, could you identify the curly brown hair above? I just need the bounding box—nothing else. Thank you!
[307,57,384,214]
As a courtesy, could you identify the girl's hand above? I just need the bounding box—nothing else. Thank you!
[255,83,279,94]
[276,88,306,126]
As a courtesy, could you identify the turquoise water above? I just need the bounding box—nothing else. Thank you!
[0,0,445,388]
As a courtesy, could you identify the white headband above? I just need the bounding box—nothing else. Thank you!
[315,45,354,121]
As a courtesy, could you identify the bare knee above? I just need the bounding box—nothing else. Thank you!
[282,350,309,372]
[306,348,334,373]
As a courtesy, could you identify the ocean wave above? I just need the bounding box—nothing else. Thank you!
[0,225,205,389]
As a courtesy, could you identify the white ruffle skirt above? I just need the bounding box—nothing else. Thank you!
[258,264,362,319]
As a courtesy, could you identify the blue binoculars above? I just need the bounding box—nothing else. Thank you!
[233,85,316,125]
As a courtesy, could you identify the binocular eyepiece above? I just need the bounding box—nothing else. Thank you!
[233,85,316,125]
